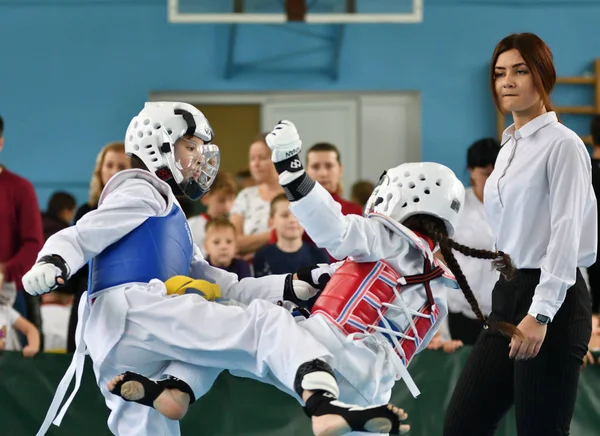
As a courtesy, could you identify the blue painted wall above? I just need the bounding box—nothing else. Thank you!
[0,0,598,208]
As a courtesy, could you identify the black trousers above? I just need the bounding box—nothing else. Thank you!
[586,261,600,313]
[448,311,485,345]
[443,269,592,436]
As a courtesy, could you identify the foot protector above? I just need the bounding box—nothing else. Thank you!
[161,376,196,404]
[109,371,165,408]
[304,392,402,435]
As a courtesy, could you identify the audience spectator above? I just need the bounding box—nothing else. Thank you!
[428,138,501,353]
[0,288,40,357]
[235,168,256,189]
[253,194,330,277]
[446,138,501,346]
[0,114,45,345]
[73,141,131,221]
[305,142,363,216]
[203,217,251,279]
[587,115,600,315]
[351,180,375,209]
[230,133,283,257]
[40,289,73,353]
[65,141,131,352]
[42,191,76,240]
[188,171,238,254]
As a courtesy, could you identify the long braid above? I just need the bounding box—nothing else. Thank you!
[404,214,521,340]
[447,240,515,280]
[423,220,488,325]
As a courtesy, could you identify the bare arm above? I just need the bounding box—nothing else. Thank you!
[14,316,40,357]
[229,214,271,255]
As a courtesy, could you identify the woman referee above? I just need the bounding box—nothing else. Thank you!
[443,33,596,436]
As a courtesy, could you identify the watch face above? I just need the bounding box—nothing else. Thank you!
[536,314,550,324]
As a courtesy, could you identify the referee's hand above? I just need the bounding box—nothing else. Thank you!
[583,350,597,367]
[509,314,547,360]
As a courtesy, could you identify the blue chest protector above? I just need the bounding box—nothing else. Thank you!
[88,206,194,295]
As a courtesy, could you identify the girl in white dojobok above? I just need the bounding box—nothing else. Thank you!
[110,121,517,436]
[21,104,409,436]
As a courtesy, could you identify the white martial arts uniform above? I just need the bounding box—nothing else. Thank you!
[169,182,462,436]
[289,182,460,404]
[34,169,333,436]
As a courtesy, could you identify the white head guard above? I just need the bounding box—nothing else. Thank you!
[364,162,465,237]
[124,102,220,200]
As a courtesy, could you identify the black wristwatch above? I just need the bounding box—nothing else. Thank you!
[533,314,551,325]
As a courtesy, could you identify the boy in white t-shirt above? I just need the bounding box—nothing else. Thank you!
[40,290,73,353]
[187,171,237,254]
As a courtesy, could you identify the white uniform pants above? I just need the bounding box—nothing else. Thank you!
[96,286,332,435]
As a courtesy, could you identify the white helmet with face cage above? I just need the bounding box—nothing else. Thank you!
[124,102,220,200]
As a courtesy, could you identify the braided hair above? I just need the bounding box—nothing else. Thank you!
[404,214,521,340]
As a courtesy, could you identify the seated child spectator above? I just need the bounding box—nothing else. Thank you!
[0,291,40,357]
[40,289,73,353]
[203,217,251,279]
[253,194,330,277]
[188,171,237,255]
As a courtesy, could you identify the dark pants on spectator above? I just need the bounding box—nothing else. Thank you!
[447,311,484,345]
[443,269,592,436]
[13,290,44,349]
[13,291,28,346]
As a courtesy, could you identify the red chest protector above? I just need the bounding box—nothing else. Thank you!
[311,258,444,365]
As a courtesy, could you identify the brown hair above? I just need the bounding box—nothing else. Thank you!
[252,132,269,145]
[306,142,343,194]
[269,193,289,217]
[88,142,129,207]
[205,216,236,235]
[490,33,556,115]
[306,142,341,165]
[403,214,522,340]
[208,171,238,197]
[351,180,375,207]
[46,191,76,220]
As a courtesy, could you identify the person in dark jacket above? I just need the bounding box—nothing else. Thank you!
[42,192,76,241]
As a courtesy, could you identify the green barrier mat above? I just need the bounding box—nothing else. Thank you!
[1,349,599,435]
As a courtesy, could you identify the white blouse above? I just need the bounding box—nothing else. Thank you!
[484,112,597,322]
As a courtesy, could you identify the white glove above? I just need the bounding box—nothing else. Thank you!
[22,256,68,296]
[292,280,320,301]
[266,120,302,163]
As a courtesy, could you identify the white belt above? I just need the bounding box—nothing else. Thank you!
[36,291,90,436]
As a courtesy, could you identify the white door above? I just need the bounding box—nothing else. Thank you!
[359,94,421,180]
[261,97,359,200]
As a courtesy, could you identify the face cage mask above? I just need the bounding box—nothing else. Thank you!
[363,171,390,217]
[164,138,221,201]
